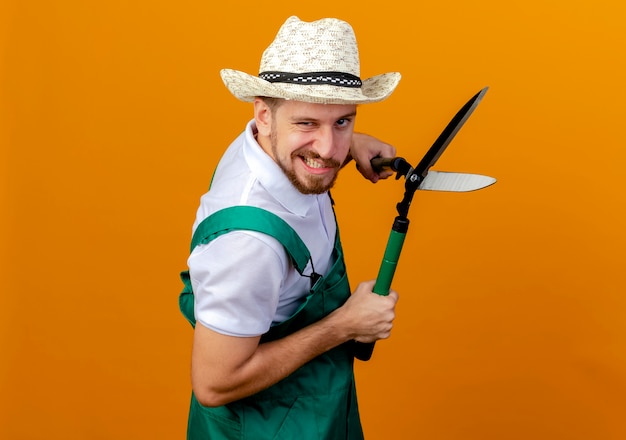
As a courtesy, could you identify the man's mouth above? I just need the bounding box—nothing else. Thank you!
[302,156,325,169]
[299,154,340,171]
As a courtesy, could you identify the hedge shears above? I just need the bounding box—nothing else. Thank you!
[354,86,496,361]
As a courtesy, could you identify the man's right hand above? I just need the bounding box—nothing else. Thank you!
[331,279,399,343]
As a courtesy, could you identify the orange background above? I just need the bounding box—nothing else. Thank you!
[2,1,625,439]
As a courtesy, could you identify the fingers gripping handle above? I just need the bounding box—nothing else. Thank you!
[354,218,409,361]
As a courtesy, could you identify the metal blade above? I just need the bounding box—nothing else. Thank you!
[413,87,489,180]
[419,171,496,192]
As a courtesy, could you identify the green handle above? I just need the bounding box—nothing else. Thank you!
[354,217,409,361]
[373,228,407,295]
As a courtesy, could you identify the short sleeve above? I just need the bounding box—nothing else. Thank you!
[188,231,288,337]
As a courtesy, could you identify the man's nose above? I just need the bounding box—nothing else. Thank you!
[314,126,335,159]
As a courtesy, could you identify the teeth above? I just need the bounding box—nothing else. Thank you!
[303,157,324,169]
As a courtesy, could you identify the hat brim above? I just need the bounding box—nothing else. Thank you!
[220,69,401,104]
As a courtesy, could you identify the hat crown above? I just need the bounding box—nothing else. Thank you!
[259,16,360,77]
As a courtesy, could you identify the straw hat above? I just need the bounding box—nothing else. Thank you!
[220,16,401,105]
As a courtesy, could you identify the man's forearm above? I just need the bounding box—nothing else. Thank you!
[192,308,352,407]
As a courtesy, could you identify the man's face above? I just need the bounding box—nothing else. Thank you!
[260,100,357,195]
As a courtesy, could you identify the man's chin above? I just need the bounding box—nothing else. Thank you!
[280,161,339,195]
[292,176,336,195]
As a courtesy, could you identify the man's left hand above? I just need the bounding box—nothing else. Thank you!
[347,132,397,183]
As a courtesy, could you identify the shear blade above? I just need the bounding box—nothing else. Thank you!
[419,171,496,192]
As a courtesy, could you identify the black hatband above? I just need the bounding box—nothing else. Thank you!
[259,71,362,88]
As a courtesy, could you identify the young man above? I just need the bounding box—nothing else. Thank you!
[180,16,401,439]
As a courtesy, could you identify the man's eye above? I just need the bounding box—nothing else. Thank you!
[337,118,351,127]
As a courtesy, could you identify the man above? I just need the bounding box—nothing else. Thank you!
[180,16,401,439]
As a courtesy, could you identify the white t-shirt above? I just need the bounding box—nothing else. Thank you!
[188,120,337,337]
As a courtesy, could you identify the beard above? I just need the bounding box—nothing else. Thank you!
[270,128,342,195]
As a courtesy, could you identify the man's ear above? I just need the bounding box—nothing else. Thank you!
[253,98,272,137]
